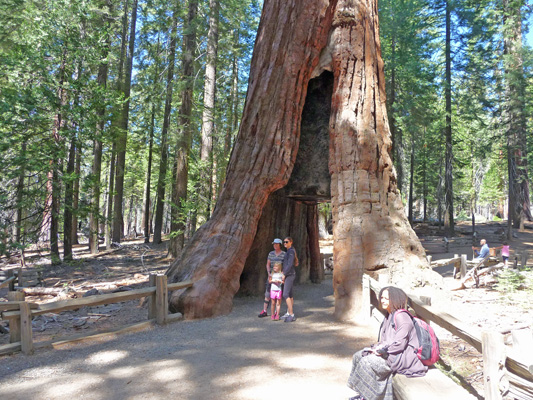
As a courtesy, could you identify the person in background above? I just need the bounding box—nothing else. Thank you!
[496,241,510,268]
[347,286,427,400]
[258,238,285,318]
[472,238,489,261]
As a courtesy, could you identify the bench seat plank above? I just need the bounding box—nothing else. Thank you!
[393,368,478,400]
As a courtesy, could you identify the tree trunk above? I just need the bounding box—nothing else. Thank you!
[63,131,76,261]
[444,0,454,236]
[15,142,26,244]
[238,192,313,296]
[199,0,219,219]
[113,0,138,243]
[144,102,156,243]
[503,0,531,232]
[89,20,110,252]
[153,0,179,244]
[50,48,68,264]
[167,0,430,320]
[72,138,82,245]
[169,0,198,258]
[408,136,415,225]
[105,145,116,248]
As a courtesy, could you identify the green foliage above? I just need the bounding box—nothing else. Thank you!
[496,268,533,309]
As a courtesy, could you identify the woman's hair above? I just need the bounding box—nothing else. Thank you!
[378,286,408,313]
[284,237,293,243]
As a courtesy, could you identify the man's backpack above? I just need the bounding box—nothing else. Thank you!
[392,309,440,366]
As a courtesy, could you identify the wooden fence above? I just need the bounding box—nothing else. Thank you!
[362,274,533,400]
[0,274,192,356]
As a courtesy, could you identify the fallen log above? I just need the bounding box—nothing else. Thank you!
[451,262,505,291]
[430,257,460,268]
[20,287,69,297]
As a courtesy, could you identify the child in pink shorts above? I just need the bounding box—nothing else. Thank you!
[269,262,284,320]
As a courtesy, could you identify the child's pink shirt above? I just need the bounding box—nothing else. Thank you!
[501,245,510,257]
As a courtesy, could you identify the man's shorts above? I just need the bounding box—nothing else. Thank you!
[270,289,282,300]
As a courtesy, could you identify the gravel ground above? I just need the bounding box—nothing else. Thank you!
[0,276,376,400]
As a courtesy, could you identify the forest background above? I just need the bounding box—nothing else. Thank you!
[1,0,533,264]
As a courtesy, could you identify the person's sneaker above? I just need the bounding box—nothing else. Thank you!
[284,315,295,322]
[274,313,279,321]
[271,314,276,320]
[258,310,268,318]
[280,312,289,320]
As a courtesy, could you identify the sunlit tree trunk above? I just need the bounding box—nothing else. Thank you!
[444,0,454,236]
[153,0,179,244]
[167,0,430,320]
[199,0,219,219]
[169,0,198,257]
[503,0,531,235]
[113,0,138,243]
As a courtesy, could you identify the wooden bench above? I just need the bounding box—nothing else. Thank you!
[393,368,478,400]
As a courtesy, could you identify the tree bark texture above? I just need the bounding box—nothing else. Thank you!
[199,0,219,219]
[167,0,430,320]
[238,192,314,296]
[153,0,179,244]
[89,36,110,253]
[169,0,198,257]
[113,0,138,243]
[444,0,454,235]
[144,103,155,243]
[503,0,532,229]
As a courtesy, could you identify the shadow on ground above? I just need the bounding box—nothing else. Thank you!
[0,277,375,400]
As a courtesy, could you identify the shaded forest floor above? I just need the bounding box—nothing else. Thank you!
[0,220,532,398]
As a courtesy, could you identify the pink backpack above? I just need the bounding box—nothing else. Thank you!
[393,309,440,366]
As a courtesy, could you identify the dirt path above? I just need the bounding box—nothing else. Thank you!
[0,276,376,400]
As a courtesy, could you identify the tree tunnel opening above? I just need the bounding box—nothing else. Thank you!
[237,71,335,296]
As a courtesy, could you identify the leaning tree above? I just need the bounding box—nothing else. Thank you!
[167,0,435,320]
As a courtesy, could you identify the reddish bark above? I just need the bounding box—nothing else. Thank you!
[167,0,431,320]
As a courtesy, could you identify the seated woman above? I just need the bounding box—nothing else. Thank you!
[347,286,427,400]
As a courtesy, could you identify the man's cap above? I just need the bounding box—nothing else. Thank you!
[272,238,283,244]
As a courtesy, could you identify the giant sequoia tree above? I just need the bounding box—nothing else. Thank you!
[167,0,430,319]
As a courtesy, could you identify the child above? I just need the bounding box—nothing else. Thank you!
[501,241,510,268]
[269,262,284,321]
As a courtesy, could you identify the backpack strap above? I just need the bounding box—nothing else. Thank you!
[391,308,413,330]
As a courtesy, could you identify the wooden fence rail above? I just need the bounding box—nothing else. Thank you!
[363,274,533,400]
[0,275,192,356]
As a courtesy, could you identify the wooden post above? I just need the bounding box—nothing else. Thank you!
[426,255,432,265]
[520,253,528,269]
[148,274,157,320]
[19,302,34,355]
[453,254,459,278]
[155,274,168,325]
[7,291,25,343]
[482,331,506,400]
[514,254,520,269]
[362,275,371,322]
[460,254,467,278]
[16,267,23,288]
[444,237,449,253]
[7,269,15,291]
